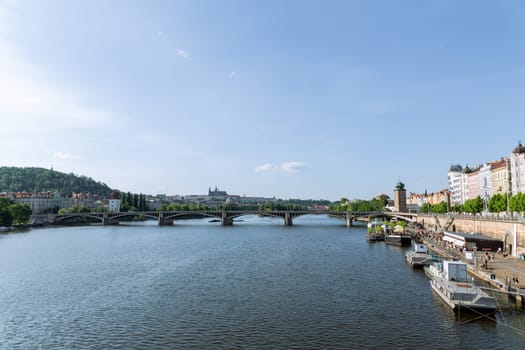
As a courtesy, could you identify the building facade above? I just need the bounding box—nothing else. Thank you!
[108,199,121,212]
[467,168,480,200]
[9,191,67,214]
[491,158,510,195]
[448,166,463,205]
[478,162,493,201]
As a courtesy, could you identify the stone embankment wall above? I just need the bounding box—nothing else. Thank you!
[416,214,525,255]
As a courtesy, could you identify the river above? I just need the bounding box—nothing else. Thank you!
[0,215,523,349]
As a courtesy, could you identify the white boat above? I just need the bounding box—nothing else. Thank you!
[405,243,435,268]
[429,260,496,313]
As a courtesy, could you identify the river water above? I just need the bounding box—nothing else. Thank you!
[0,215,523,349]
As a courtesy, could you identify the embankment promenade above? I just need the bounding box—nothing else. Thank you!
[416,213,525,306]
[416,213,525,255]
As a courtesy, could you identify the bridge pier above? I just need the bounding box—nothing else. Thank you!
[284,212,293,227]
[221,212,233,226]
[158,213,173,226]
[346,213,353,227]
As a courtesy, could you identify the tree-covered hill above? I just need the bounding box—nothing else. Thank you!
[0,167,114,196]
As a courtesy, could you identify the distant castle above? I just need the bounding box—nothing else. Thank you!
[208,186,227,198]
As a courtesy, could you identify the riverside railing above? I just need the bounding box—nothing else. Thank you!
[418,212,525,223]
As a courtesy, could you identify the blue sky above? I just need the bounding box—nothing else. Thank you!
[1,0,525,200]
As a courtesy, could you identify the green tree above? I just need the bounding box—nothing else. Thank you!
[488,194,507,213]
[509,193,525,213]
[421,203,431,213]
[0,166,113,195]
[133,193,139,209]
[429,201,448,214]
[462,196,483,214]
[0,207,14,226]
[8,203,32,224]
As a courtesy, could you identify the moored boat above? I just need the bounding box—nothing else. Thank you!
[385,234,412,246]
[385,223,411,246]
[429,260,496,313]
[405,243,435,268]
[367,220,386,242]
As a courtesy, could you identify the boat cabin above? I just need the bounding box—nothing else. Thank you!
[443,261,468,282]
[413,243,428,254]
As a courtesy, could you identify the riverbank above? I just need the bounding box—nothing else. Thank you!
[422,237,525,307]
[416,213,525,256]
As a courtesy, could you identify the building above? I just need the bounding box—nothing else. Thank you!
[491,158,511,196]
[393,181,407,212]
[442,231,503,252]
[108,199,120,212]
[510,143,525,195]
[466,167,480,200]
[448,164,464,205]
[208,186,227,198]
[427,189,450,206]
[478,162,493,202]
[9,191,66,214]
[408,192,426,209]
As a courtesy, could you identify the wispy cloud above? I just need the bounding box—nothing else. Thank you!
[157,31,164,36]
[52,151,82,160]
[229,71,237,79]
[176,49,189,58]
[255,163,276,173]
[254,161,308,174]
[281,161,308,173]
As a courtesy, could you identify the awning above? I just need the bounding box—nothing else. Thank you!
[443,235,465,247]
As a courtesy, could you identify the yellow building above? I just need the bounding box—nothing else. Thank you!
[491,158,510,195]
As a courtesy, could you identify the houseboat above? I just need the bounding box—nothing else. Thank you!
[405,243,435,268]
[429,260,497,313]
[366,220,386,242]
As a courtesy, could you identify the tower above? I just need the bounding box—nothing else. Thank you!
[394,181,407,213]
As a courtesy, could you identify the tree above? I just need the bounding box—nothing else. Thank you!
[8,203,32,224]
[462,196,483,214]
[0,166,113,196]
[0,206,14,226]
[488,194,506,213]
[430,202,448,214]
[509,193,525,213]
[133,193,139,209]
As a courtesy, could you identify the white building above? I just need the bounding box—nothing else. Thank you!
[510,143,525,195]
[478,162,493,201]
[448,165,464,205]
[11,191,67,214]
[108,199,121,212]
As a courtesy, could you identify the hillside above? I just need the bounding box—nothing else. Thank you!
[0,167,114,196]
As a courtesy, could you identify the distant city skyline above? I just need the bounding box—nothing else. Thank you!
[1,1,525,201]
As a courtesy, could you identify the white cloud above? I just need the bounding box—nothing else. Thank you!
[176,49,189,58]
[229,71,237,79]
[255,163,277,173]
[254,161,308,174]
[157,31,164,36]
[281,161,308,173]
[52,151,82,160]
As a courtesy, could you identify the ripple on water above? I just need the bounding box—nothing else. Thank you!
[0,223,524,349]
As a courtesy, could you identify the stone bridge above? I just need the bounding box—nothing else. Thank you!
[41,210,394,227]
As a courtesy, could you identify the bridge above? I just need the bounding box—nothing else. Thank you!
[32,210,413,227]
